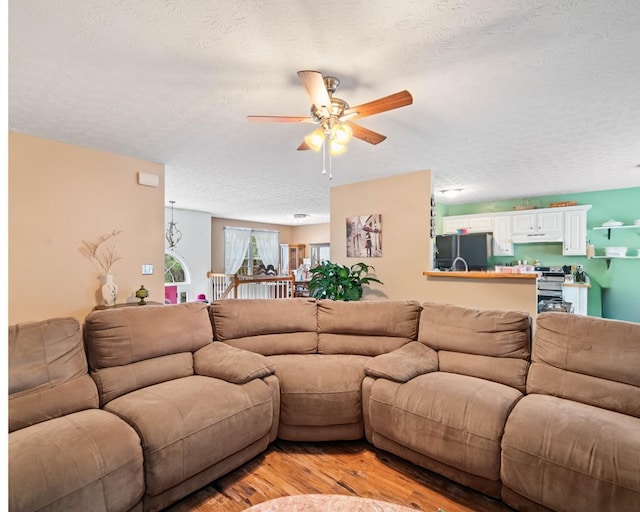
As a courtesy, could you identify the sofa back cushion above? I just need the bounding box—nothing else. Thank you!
[210,298,318,355]
[528,312,640,417]
[317,300,421,355]
[84,303,212,405]
[8,317,98,432]
[418,302,531,392]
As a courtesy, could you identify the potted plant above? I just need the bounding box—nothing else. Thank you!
[308,261,383,301]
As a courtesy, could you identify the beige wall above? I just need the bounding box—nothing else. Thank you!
[330,170,538,318]
[9,132,165,324]
[331,170,433,299]
[292,223,331,261]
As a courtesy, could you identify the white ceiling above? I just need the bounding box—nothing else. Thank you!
[9,0,640,226]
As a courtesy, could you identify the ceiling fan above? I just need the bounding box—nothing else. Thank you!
[247,70,413,156]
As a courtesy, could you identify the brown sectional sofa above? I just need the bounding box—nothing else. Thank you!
[8,299,640,512]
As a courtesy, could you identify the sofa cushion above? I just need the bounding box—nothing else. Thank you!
[369,371,523,481]
[91,353,194,406]
[528,312,640,417]
[210,298,318,355]
[9,317,98,432]
[317,300,421,355]
[104,375,274,497]
[501,394,640,512]
[9,409,144,512]
[418,302,531,392]
[84,302,213,369]
[418,302,530,357]
[268,354,369,429]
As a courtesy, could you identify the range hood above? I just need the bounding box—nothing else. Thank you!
[511,231,563,244]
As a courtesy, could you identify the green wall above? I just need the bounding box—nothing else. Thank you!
[437,187,640,323]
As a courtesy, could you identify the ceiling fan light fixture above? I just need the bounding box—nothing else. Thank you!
[304,128,325,152]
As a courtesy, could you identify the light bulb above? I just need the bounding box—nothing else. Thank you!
[331,123,352,144]
[329,139,347,156]
[304,128,325,152]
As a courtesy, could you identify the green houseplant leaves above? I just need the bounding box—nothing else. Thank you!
[308,261,383,301]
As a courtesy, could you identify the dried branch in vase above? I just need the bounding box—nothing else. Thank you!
[81,229,123,274]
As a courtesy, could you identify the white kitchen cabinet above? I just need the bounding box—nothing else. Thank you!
[562,283,589,315]
[442,214,493,234]
[440,205,592,251]
[492,215,514,256]
[511,210,564,236]
[563,208,588,255]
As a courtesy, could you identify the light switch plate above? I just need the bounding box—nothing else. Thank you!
[142,264,154,275]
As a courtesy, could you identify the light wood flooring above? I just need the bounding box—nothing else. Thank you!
[165,440,515,512]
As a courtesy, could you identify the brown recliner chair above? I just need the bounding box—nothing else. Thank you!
[8,317,145,512]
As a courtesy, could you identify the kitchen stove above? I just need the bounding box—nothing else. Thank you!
[535,266,571,313]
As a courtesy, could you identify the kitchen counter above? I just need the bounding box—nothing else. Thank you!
[561,282,591,288]
[420,270,539,321]
[423,271,538,279]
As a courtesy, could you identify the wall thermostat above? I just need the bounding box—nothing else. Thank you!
[142,264,154,275]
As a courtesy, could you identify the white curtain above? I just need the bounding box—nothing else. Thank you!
[224,228,251,274]
[253,231,279,270]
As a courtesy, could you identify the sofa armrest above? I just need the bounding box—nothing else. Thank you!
[194,342,275,384]
[365,342,438,383]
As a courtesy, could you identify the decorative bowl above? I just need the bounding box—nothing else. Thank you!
[604,247,627,257]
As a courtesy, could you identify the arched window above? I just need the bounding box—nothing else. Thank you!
[165,252,189,283]
[164,252,191,303]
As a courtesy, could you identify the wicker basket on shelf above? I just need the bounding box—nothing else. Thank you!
[550,201,577,208]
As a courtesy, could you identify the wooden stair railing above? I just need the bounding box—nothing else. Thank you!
[207,272,294,299]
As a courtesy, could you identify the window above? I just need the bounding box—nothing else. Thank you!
[164,253,188,283]
[310,243,331,267]
[224,228,279,275]
[164,252,191,304]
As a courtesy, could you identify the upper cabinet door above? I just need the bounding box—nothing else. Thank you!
[492,215,514,256]
[563,209,588,255]
[537,211,564,233]
[442,214,492,234]
[511,213,536,234]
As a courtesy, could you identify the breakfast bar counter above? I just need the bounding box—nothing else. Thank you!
[423,271,538,279]
[421,270,539,321]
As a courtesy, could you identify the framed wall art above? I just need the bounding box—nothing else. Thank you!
[346,214,382,258]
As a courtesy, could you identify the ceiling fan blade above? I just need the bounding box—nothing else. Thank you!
[343,90,413,120]
[297,140,311,151]
[247,115,313,123]
[297,70,332,111]
[345,121,387,145]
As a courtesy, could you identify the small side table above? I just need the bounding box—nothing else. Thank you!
[94,301,163,311]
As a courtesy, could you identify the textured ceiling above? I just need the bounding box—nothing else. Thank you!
[9,0,640,225]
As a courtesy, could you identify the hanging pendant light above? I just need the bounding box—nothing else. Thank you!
[166,201,182,250]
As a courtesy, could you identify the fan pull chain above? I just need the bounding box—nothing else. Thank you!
[322,134,327,176]
[329,153,333,180]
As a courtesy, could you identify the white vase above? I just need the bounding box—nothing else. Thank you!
[101,274,118,307]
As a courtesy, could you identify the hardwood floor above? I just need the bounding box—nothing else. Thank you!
[165,440,515,512]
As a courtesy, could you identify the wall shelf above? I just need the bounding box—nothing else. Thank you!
[593,225,640,239]
[590,255,640,268]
